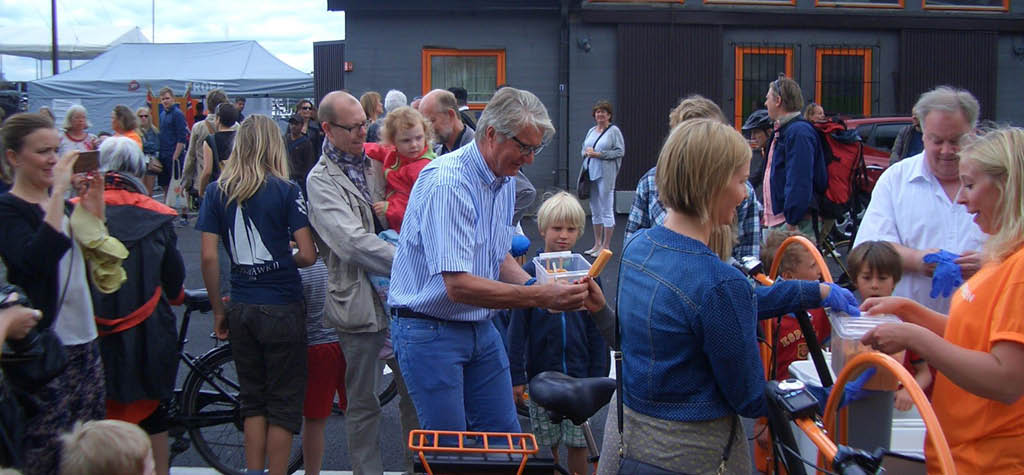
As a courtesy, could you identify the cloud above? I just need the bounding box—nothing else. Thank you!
[0,0,344,81]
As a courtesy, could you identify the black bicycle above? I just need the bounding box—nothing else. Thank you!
[167,289,398,473]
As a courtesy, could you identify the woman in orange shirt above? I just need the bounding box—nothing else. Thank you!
[861,127,1024,474]
[111,105,143,150]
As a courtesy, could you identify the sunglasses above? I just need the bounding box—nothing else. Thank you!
[138,114,149,118]
[301,106,313,110]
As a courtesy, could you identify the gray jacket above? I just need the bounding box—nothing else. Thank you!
[579,124,625,183]
[306,154,393,333]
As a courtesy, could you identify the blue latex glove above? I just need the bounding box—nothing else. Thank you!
[510,235,531,257]
[923,250,963,298]
[822,282,861,316]
[805,367,878,413]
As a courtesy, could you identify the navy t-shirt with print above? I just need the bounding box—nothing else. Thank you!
[195,177,309,305]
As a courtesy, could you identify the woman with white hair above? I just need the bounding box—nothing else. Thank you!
[384,89,408,114]
[58,105,99,156]
[94,136,186,475]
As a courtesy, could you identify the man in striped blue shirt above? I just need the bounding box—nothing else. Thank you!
[389,87,590,433]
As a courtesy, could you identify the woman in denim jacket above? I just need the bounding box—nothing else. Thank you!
[615,118,763,474]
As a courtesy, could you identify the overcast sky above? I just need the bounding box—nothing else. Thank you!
[0,0,345,81]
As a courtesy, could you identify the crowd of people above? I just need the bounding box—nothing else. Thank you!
[0,76,1022,475]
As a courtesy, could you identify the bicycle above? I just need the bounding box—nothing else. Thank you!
[753,236,955,474]
[167,289,398,473]
[408,371,615,475]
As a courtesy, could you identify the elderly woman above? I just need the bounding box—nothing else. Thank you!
[613,118,761,473]
[111,105,142,149]
[580,100,624,257]
[91,136,185,475]
[0,112,107,474]
[861,127,1024,473]
[58,104,99,155]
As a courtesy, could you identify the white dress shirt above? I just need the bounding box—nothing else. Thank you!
[854,152,987,313]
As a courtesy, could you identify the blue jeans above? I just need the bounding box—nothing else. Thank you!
[391,317,521,434]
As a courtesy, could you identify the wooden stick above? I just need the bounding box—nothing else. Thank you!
[588,249,613,278]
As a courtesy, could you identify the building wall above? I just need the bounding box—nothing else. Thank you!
[996,35,1024,125]
[344,12,563,193]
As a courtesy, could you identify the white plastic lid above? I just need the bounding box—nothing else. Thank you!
[828,311,902,340]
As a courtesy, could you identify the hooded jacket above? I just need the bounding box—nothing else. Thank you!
[508,255,610,386]
[89,173,185,404]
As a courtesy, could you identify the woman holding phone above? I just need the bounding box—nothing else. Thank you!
[0,112,108,474]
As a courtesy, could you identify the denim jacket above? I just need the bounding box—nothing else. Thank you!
[618,226,767,422]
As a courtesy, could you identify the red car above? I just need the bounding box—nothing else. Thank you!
[843,116,914,189]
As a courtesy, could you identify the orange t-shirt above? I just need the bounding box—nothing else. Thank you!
[926,246,1024,474]
[116,130,143,150]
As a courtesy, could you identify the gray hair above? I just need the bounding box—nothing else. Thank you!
[62,105,92,130]
[384,89,407,113]
[99,136,147,178]
[912,86,980,129]
[475,87,555,146]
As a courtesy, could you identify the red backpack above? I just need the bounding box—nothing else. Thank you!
[812,119,870,221]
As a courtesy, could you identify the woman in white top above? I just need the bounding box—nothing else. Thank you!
[57,105,99,156]
[580,100,625,256]
[0,112,107,474]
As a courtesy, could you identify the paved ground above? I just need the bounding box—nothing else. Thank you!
[168,214,627,472]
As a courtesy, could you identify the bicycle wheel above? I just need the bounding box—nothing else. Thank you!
[181,345,304,474]
[823,239,853,286]
[332,359,398,415]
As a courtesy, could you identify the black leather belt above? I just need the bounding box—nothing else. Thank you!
[392,308,440,320]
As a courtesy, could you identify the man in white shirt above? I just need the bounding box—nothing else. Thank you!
[854,86,987,312]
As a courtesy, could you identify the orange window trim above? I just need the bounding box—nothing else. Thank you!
[588,0,684,3]
[733,47,794,128]
[421,48,507,107]
[706,0,794,5]
[922,0,1007,11]
[815,0,903,9]
[814,48,872,117]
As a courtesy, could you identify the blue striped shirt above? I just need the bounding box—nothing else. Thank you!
[388,141,516,322]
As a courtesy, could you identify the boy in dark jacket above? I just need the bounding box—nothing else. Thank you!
[508,191,609,475]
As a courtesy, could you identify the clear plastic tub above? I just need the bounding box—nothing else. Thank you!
[533,251,591,284]
[829,311,905,390]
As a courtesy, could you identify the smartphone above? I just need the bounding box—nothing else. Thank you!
[73,150,100,174]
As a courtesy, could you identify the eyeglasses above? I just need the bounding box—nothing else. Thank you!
[507,134,545,156]
[301,106,314,111]
[329,120,371,133]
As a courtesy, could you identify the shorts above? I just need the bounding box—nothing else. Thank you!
[227,301,307,434]
[303,341,347,419]
[526,397,586,448]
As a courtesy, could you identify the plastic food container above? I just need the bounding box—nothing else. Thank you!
[829,311,905,390]
[533,251,591,284]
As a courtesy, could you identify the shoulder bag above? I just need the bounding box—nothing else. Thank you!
[576,126,611,200]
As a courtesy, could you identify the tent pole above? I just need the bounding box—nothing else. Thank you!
[51,0,58,75]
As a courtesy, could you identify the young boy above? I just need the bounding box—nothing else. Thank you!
[60,420,156,475]
[847,240,933,408]
[298,257,347,475]
[760,229,832,380]
[507,191,609,475]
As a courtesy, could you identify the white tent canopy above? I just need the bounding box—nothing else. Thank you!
[29,41,313,130]
[0,26,149,60]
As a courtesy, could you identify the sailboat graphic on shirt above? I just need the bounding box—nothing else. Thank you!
[229,207,273,265]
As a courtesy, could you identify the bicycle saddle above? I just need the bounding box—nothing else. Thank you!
[528,371,615,426]
[184,289,212,313]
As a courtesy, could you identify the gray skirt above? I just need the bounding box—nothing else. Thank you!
[620,406,751,475]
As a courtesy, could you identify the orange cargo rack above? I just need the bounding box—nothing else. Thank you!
[408,429,540,475]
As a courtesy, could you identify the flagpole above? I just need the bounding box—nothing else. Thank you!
[51,0,58,75]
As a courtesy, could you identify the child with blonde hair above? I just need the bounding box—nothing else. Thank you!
[508,191,609,475]
[195,114,318,475]
[363,105,436,233]
[59,420,155,475]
